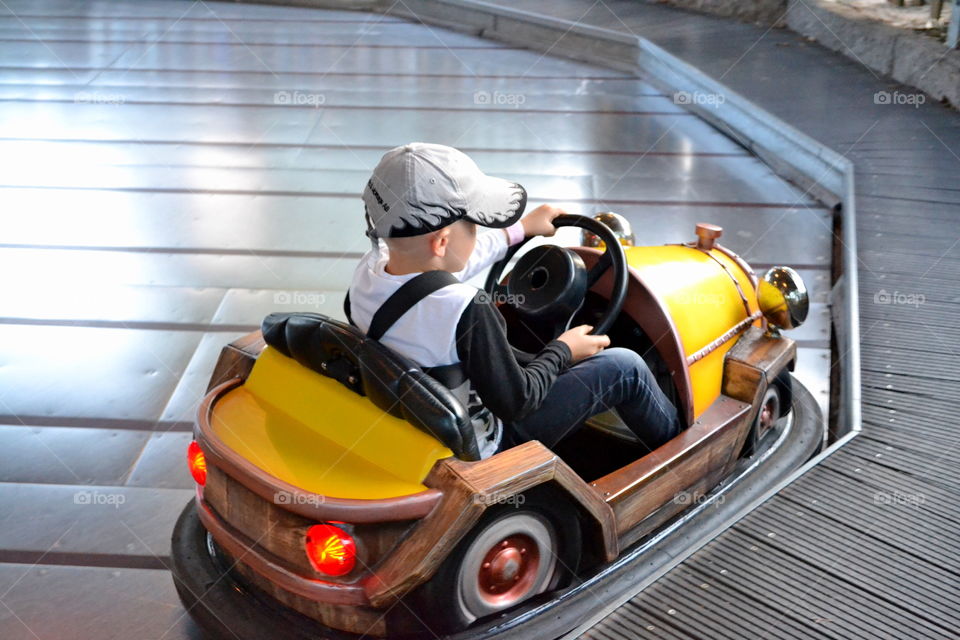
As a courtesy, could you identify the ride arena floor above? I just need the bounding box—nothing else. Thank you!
[0,0,950,638]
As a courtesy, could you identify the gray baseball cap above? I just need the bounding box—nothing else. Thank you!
[362,143,527,240]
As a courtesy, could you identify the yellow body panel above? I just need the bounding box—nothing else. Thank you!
[624,245,760,417]
[210,347,454,499]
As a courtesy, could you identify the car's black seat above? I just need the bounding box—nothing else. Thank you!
[261,312,481,461]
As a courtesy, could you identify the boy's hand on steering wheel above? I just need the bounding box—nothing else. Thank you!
[521,204,565,238]
[557,324,610,364]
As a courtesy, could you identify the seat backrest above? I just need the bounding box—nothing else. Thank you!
[261,312,481,461]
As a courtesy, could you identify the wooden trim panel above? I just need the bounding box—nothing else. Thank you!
[197,497,370,606]
[202,464,414,581]
[196,379,444,524]
[206,330,266,392]
[592,394,752,537]
[228,556,389,637]
[723,327,796,407]
[591,328,795,542]
[449,441,619,559]
[364,441,618,607]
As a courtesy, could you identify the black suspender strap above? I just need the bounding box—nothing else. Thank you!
[423,362,467,389]
[365,270,467,389]
[366,270,461,341]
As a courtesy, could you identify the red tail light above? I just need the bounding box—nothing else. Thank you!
[187,441,207,486]
[305,524,356,577]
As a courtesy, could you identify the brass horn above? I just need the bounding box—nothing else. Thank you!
[580,212,635,248]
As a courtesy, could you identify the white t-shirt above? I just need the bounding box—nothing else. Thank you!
[347,229,511,457]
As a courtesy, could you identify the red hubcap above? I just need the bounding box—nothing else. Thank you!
[477,535,540,605]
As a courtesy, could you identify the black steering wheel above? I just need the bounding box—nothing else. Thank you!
[482,214,629,340]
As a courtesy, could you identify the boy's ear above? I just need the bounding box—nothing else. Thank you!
[430,228,450,258]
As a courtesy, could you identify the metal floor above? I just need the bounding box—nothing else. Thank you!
[0,1,835,638]
[475,1,960,638]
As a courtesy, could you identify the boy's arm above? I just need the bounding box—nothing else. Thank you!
[511,346,535,365]
[454,221,525,282]
[456,205,564,282]
[455,300,572,423]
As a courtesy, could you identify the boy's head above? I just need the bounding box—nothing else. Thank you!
[380,219,478,272]
[361,143,527,256]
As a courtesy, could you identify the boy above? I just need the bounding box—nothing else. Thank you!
[347,143,681,458]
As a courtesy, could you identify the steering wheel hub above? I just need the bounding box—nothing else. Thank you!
[507,245,587,320]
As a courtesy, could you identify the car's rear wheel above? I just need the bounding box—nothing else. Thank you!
[412,493,580,634]
[459,511,556,617]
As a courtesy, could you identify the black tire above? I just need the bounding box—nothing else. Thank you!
[740,372,793,458]
[170,500,344,640]
[773,369,793,418]
[409,491,581,636]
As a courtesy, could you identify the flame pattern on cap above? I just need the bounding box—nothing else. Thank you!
[469,183,526,226]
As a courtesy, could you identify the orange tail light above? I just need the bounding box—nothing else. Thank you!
[187,440,207,486]
[305,524,356,577]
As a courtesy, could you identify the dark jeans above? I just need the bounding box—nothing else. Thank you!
[509,347,682,452]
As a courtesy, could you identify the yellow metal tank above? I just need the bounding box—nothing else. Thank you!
[624,241,761,418]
